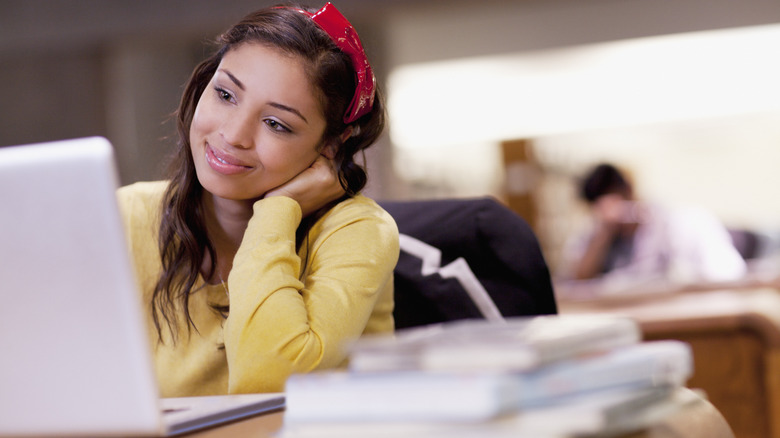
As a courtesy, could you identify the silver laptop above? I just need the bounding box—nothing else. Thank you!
[0,137,284,436]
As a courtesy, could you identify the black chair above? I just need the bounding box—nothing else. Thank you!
[379,197,558,330]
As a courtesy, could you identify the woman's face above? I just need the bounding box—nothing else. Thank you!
[189,42,327,201]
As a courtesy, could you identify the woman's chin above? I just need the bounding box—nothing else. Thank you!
[199,180,262,204]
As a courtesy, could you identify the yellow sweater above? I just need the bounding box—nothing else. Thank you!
[116,181,398,396]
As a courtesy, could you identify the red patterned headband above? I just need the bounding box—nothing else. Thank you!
[285,3,376,124]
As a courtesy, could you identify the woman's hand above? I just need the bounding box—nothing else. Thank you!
[264,155,346,217]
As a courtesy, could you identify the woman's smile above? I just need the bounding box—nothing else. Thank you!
[205,144,254,175]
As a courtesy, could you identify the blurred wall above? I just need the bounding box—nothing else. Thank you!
[3,0,780,193]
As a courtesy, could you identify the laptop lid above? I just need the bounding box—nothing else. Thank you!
[0,137,163,436]
[0,137,284,436]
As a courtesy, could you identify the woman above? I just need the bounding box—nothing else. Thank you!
[117,3,399,396]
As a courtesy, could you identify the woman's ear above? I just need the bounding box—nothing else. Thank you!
[322,141,337,160]
[339,126,354,143]
[322,127,354,160]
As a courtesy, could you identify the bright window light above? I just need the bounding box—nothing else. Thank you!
[388,23,780,151]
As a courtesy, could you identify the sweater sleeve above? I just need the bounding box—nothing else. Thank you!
[223,196,399,393]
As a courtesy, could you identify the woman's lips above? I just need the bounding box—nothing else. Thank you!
[205,145,252,175]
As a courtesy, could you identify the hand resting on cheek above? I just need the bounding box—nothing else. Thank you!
[264,154,346,217]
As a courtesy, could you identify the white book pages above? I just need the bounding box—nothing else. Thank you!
[349,315,641,373]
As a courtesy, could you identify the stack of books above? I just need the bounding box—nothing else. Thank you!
[280,315,694,437]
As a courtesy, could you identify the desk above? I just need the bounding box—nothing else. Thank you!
[559,287,780,438]
[554,271,780,304]
[185,388,732,438]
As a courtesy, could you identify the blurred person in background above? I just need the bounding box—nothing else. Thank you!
[558,163,746,290]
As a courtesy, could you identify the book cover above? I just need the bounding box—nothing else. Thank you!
[284,340,691,423]
[285,371,519,423]
[348,315,641,373]
[279,386,687,438]
[515,340,692,406]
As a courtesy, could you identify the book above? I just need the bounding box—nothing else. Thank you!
[283,340,692,423]
[285,371,518,423]
[279,386,690,438]
[281,315,696,438]
[502,385,687,437]
[348,315,642,373]
[504,385,703,437]
[515,339,692,406]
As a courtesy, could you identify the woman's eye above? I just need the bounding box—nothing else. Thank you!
[215,87,233,102]
[265,119,291,133]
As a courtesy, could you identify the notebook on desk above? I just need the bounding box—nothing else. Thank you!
[0,137,284,437]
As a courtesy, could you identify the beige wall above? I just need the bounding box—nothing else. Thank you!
[3,0,780,190]
[5,0,780,274]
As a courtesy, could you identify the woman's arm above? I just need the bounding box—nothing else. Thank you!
[223,196,399,393]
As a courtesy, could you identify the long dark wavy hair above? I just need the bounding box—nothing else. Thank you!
[152,4,386,341]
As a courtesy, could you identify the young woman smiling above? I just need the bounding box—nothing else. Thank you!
[116,3,398,396]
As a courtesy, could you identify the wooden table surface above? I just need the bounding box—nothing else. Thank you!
[185,387,733,438]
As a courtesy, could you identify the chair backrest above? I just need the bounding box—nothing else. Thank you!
[379,197,558,330]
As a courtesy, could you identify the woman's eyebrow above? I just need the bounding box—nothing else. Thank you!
[222,69,245,91]
[219,69,309,124]
[269,102,309,124]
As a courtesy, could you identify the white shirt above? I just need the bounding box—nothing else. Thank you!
[561,203,747,285]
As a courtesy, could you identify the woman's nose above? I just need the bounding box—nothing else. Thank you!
[220,111,255,149]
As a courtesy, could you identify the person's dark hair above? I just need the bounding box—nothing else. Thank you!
[152,4,386,341]
[580,163,632,204]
